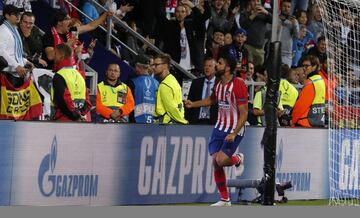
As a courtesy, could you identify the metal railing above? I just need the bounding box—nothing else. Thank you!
[64,0,196,79]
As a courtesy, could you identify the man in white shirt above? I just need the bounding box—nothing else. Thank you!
[0,5,34,87]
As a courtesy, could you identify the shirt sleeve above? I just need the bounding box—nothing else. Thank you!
[120,87,135,116]
[159,83,187,124]
[233,79,248,105]
[96,89,114,119]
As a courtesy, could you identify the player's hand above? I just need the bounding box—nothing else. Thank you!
[184,100,193,108]
[225,133,236,143]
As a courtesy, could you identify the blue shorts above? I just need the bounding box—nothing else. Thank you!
[208,128,245,157]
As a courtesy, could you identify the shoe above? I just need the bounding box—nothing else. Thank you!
[235,153,245,176]
[210,200,231,206]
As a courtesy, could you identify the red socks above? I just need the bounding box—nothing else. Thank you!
[214,167,229,200]
[230,155,241,166]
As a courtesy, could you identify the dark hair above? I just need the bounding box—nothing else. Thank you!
[154,53,171,67]
[301,55,320,68]
[295,10,307,19]
[280,64,290,79]
[55,43,72,59]
[51,9,68,27]
[203,56,215,63]
[219,54,237,74]
[20,12,35,22]
[107,63,120,71]
[317,35,326,43]
[282,0,292,3]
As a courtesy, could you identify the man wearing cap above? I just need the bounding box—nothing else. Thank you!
[128,54,159,123]
[0,5,34,87]
[220,27,252,80]
[96,63,134,123]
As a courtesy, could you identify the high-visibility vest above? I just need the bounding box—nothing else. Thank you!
[154,74,187,124]
[307,74,326,127]
[97,81,129,122]
[51,67,86,111]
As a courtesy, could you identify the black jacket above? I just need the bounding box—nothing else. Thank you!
[185,77,218,125]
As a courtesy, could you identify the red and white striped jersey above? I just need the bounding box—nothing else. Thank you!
[211,77,248,133]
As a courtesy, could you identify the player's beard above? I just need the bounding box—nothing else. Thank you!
[215,69,225,78]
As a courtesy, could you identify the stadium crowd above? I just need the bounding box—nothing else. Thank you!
[0,0,358,127]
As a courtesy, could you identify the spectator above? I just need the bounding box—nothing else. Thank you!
[156,1,209,71]
[153,53,188,124]
[205,28,224,61]
[347,17,360,78]
[18,12,48,68]
[96,63,135,122]
[51,43,92,121]
[128,54,159,123]
[307,4,324,41]
[3,0,31,12]
[292,25,313,67]
[221,27,252,79]
[287,67,300,85]
[0,5,34,88]
[305,35,327,64]
[278,65,299,126]
[240,0,272,67]
[224,31,233,45]
[292,55,325,127]
[206,0,238,42]
[246,62,254,81]
[42,9,112,70]
[252,65,267,126]
[279,0,299,67]
[290,0,309,15]
[185,57,218,124]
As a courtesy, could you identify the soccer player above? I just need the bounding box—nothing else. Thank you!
[184,55,248,206]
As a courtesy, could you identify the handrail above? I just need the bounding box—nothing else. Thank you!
[63,0,137,56]
[64,0,196,79]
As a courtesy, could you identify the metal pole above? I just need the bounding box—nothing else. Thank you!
[89,0,196,79]
[271,0,280,42]
[106,1,113,51]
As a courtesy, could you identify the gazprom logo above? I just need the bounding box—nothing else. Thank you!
[38,136,99,197]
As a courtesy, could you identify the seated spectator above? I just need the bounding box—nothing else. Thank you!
[51,43,92,121]
[128,54,159,123]
[246,62,255,82]
[42,9,112,70]
[185,57,218,125]
[0,5,34,88]
[18,12,48,68]
[292,55,325,127]
[3,0,32,12]
[96,63,134,123]
[221,27,252,80]
[287,67,300,85]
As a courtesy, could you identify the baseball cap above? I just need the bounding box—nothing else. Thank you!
[234,27,247,36]
[135,54,150,66]
[3,5,24,16]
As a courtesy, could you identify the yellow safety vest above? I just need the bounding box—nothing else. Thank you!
[307,74,326,127]
[279,79,298,109]
[154,74,187,124]
[97,81,128,108]
[51,67,86,110]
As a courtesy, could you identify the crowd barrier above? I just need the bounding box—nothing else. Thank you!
[0,121,329,205]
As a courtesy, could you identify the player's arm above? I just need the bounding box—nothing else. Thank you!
[225,103,248,142]
[184,95,216,108]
